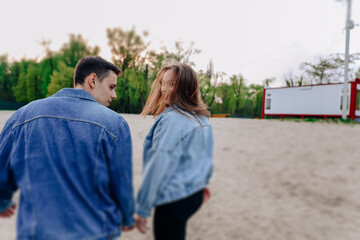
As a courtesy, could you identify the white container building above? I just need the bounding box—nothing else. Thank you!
[262,78,360,120]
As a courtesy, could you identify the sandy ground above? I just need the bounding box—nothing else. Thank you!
[1,111,360,240]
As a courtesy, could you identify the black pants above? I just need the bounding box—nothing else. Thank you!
[154,190,204,240]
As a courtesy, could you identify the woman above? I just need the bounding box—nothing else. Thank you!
[135,63,214,240]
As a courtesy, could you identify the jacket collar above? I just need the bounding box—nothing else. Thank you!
[51,88,96,102]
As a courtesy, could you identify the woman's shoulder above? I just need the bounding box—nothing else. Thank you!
[161,107,211,131]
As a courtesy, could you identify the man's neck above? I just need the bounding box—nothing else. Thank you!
[74,84,95,98]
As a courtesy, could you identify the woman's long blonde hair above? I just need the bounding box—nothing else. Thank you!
[140,63,211,118]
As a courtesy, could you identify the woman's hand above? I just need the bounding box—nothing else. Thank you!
[135,215,150,234]
[203,187,211,204]
[0,204,17,218]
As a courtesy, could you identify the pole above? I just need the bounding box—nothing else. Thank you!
[342,0,353,120]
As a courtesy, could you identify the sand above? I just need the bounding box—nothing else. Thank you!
[1,111,360,240]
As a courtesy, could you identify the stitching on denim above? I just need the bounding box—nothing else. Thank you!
[11,115,118,139]
[169,124,211,152]
[93,128,107,232]
[152,116,164,144]
[118,121,132,193]
[24,125,37,238]
[54,93,95,102]
[0,130,11,153]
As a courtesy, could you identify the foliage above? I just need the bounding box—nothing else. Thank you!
[47,62,74,96]
[107,27,148,72]
[59,34,100,67]
[286,53,360,85]
[6,28,360,119]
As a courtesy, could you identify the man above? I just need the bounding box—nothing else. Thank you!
[0,56,135,239]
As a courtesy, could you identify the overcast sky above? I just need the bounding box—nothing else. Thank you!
[1,0,360,86]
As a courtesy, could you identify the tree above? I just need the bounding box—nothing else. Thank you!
[0,55,12,101]
[263,77,275,87]
[107,27,148,72]
[299,53,360,84]
[199,59,215,106]
[13,60,33,103]
[300,58,338,84]
[25,63,43,102]
[47,62,74,96]
[158,41,201,67]
[6,61,22,102]
[59,34,100,68]
[229,74,245,116]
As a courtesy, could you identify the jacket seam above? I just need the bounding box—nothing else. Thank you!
[0,130,11,152]
[11,115,119,139]
[117,122,132,188]
[24,125,37,238]
[95,128,107,232]
[54,93,94,99]
[169,124,211,152]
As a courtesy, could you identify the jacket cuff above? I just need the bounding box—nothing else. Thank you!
[122,217,135,228]
[0,199,14,213]
[136,207,151,218]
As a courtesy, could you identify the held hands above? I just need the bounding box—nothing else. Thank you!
[121,215,149,234]
[135,215,149,234]
[0,204,17,218]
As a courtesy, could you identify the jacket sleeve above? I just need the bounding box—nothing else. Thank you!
[136,117,179,218]
[105,120,135,227]
[0,117,17,213]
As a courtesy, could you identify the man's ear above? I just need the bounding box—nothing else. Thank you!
[87,73,97,89]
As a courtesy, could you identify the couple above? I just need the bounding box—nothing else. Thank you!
[0,56,213,240]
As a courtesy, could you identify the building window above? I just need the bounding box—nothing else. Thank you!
[340,95,349,110]
[266,98,271,110]
[357,90,360,111]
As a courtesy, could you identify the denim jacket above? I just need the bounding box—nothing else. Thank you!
[0,88,135,240]
[136,106,214,218]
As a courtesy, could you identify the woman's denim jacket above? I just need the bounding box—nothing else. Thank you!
[136,106,214,218]
[0,88,135,240]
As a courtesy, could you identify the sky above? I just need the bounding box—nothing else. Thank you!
[1,0,360,87]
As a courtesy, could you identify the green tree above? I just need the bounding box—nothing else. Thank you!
[59,34,100,67]
[263,77,275,87]
[229,74,245,116]
[300,53,360,84]
[199,60,215,106]
[107,27,148,72]
[47,62,74,96]
[159,41,201,67]
[25,63,43,102]
[6,61,22,101]
[0,54,12,101]
[13,60,32,103]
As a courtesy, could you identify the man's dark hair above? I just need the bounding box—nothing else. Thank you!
[74,56,121,86]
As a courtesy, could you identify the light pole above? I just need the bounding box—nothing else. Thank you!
[341,0,354,120]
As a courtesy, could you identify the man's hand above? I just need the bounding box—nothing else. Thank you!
[0,204,17,218]
[135,215,149,234]
[121,225,135,232]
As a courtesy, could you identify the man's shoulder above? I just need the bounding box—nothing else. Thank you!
[10,97,128,137]
[80,103,128,137]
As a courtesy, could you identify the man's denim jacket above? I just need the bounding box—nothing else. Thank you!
[136,106,214,218]
[0,88,135,240]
